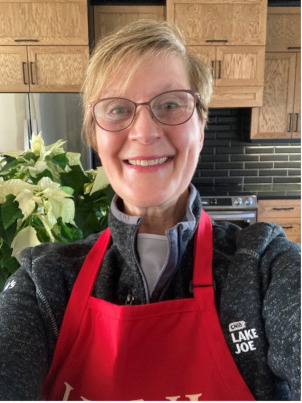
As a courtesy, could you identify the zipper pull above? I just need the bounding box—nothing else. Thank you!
[125,293,134,305]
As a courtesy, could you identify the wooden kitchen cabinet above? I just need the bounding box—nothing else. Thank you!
[190,45,265,107]
[257,199,301,243]
[250,7,301,140]
[0,0,88,46]
[167,0,267,108]
[0,45,89,92]
[166,0,267,45]
[94,5,165,41]
[266,7,301,53]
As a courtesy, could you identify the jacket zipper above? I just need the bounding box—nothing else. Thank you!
[125,293,134,305]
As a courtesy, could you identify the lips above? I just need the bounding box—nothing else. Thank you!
[127,157,169,166]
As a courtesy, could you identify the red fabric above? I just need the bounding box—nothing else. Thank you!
[42,210,255,401]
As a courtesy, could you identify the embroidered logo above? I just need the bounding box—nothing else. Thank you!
[228,320,259,355]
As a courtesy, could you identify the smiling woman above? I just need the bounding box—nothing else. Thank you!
[0,19,300,401]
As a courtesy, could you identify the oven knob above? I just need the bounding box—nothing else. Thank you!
[244,197,253,206]
[233,197,242,206]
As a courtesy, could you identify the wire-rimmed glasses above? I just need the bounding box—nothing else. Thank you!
[89,90,201,132]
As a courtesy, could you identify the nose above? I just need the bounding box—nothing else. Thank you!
[128,105,162,144]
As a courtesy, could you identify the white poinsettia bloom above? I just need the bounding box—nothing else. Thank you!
[66,152,83,168]
[28,160,50,178]
[0,179,35,200]
[45,138,66,157]
[15,188,41,219]
[11,226,41,263]
[48,198,75,224]
[90,166,110,195]
[37,177,73,199]
[30,132,46,157]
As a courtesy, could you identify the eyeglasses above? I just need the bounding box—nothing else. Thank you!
[89,90,201,132]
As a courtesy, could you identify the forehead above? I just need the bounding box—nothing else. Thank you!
[100,53,190,99]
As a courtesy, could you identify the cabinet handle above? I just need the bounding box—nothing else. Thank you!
[206,39,228,43]
[14,39,39,42]
[282,225,294,229]
[295,113,299,132]
[287,46,301,50]
[273,207,294,211]
[211,61,216,79]
[30,62,36,85]
[288,113,293,132]
[217,61,222,79]
[22,62,28,85]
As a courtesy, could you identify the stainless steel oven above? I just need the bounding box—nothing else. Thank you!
[202,196,258,228]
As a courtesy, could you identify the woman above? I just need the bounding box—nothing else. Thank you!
[0,20,300,401]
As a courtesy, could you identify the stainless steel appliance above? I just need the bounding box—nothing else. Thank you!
[0,93,92,170]
[202,195,258,228]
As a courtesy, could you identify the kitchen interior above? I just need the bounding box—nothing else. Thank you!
[0,0,301,243]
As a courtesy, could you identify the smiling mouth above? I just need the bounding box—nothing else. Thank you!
[127,157,169,166]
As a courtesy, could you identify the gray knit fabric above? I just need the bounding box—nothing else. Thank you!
[0,188,300,400]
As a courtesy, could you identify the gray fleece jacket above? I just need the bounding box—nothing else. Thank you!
[0,187,300,401]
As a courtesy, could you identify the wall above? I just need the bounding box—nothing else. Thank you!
[193,108,301,197]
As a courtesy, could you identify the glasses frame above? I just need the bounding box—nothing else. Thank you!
[88,89,201,132]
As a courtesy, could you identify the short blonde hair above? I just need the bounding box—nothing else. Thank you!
[82,19,212,150]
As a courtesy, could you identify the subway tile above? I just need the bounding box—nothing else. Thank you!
[289,154,301,161]
[244,176,273,184]
[230,169,258,176]
[200,154,229,162]
[216,146,244,154]
[273,176,301,183]
[275,146,301,154]
[216,162,244,170]
[260,154,288,162]
[245,162,273,169]
[259,169,288,176]
[231,154,259,162]
[275,162,300,169]
[245,146,275,154]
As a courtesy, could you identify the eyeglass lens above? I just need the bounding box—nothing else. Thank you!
[93,90,197,132]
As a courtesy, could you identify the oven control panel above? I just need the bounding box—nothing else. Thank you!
[202,195,257,210]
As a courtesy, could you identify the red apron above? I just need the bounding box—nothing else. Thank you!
[42,210,254,401]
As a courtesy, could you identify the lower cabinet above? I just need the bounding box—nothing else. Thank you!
[257,199,301,243]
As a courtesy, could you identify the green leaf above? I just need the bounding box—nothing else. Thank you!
[60,165,89,195]
[51,153,69,169]
[0,157,19,174]
[1,194,24,229]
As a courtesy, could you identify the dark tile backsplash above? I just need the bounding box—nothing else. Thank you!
[193,108,301,198]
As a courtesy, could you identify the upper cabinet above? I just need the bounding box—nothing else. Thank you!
[167,0,268,108]
[0,0,89,92]
[0,0,88,45]
[250,7,301,140]
[167,0,267,46]
[94,5,165,42]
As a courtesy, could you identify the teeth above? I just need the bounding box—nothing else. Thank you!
[128,157,169,166]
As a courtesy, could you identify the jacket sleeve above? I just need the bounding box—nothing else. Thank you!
[0,251,50,400]
[262,233,301,401]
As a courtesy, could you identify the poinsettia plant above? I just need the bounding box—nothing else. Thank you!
[0,133,113,290]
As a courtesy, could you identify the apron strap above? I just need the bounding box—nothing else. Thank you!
[193,210,213,287]
[50,228,111,363]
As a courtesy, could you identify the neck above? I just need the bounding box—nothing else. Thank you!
[123,189,189,235]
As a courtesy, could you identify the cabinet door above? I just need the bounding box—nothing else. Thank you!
[251,53,297,139]
[0,0,88,45]
[292,53,301,139]
[27,46,89,92]
[266,7,301,52]
[94,5,165,41]
[0,46,29,91]
[188,46,216,78]
[167,0,267,46]
[216,46,265,87]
